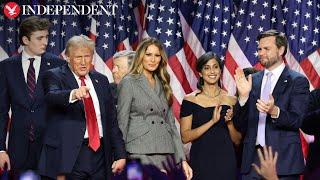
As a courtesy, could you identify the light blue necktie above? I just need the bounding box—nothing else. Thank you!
[256,72,272,146]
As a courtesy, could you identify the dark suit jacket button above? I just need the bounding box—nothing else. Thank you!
[150,108,153,111]
[151,121,155,124]
[161,121,164,124]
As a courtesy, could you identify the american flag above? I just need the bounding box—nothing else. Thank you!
[224,0,285,95]
[0,0,319,160]
[89,0,139,81]
[283,0,320,89]
[44,0,85,56]
[0,7,22,59]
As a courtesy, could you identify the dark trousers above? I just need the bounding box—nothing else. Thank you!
[242,149,300,180]
[66,139,106,180]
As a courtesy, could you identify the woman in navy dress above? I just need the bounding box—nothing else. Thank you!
[180,52,241,180]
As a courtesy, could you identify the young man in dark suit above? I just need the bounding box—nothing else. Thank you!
[0,16,64,175]
[38,35,126,179]
[234,30,310,179]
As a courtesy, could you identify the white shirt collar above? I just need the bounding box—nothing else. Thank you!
[264,62,285,77]
[69,65,90,83]
[22,50,41,61]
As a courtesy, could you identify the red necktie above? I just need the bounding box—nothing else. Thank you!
[79,77,100,151]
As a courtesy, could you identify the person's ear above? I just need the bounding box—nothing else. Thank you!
[65,56,70,63]
[22,36,29,45]
[278,46,285,57]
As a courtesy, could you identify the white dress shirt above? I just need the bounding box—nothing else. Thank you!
[261,63,285,95]
[21,51,41,83]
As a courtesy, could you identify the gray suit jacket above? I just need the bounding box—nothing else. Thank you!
[117,74,185,162]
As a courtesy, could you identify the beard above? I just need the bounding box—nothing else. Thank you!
[260,57,279,68]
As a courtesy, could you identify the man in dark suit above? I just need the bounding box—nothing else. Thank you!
[301,89,320,179]
[0,16,64,174]
[234,30,310,179]
[38,35,126,179]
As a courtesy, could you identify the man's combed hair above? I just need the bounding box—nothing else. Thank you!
[257,29,288,56]
[65,35,95,56]
[19,16,51,45]
[113,50,136,66]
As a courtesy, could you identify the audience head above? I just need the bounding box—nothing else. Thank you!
[257,29,287,69]
[130,37,173,106]
[196,52,223,90]
[65,35,95,77]
[19,16,51,56]
[112,50,136,84]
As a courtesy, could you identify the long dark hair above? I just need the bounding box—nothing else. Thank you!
[196,52,224,92]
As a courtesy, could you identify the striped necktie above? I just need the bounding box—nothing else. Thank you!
[27,58,36,99]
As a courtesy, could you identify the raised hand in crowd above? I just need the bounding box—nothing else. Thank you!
[252,146,278,180]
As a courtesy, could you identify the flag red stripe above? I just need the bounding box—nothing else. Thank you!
[172,95,181,121]
[168,55,193,94]
[225,51,239,77]
[183,43,199,78]
[300,58,320,88]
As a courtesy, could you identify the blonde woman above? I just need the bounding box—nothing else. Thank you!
[117,37,192,179]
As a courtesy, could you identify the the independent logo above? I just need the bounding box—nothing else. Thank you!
[3,2,20,19]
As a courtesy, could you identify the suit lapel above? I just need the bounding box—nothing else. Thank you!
[33,54,54,103]
[14,55,32,105]
[89,72,106,127]
[272,66,289,103]
[62,64,80,90]
[62,64,85,111]
[136,74,166,113]
[90,72,105,112]
[252,71,264,99]
[252,71,264,129]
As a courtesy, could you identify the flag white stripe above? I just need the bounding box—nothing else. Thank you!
[285,50,314,90]
[0,46,9,61]
[93,50,114,82]
[308,50,320,76]
[223,66,237,95]
[123,38,132,50]
[179,10,205,59]
[228,35,253,68]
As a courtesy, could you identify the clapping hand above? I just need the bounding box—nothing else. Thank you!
[211,105,222,124]
[224,106,233,123]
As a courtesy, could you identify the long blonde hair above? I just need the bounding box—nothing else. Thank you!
[130,37,173,106]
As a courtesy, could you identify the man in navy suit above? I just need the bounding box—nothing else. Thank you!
[0,16,64,174]
[38,35,126,179]
[234,30,310,179]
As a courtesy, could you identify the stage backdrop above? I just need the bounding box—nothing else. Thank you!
[0,0,319,158]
